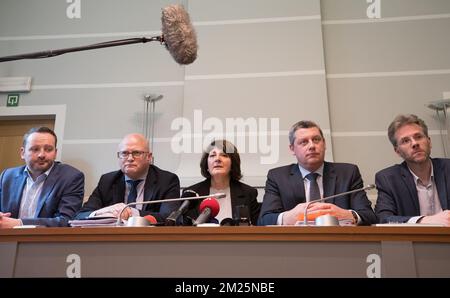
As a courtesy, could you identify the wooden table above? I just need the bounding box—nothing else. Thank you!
[1,226,449,277]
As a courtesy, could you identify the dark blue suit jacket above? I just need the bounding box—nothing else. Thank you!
[0,162,84,227]
[375,158,450,223]
[76,165,180,222]
[182,179,260,225]
[258,162,376,226]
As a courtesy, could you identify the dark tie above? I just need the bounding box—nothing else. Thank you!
[306,173,320,202]
[127,180,142,204]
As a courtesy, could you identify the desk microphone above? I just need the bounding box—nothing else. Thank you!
[220,218,236,226]
[302,184,376,226]
[165,189,199,226]
[144,215,157,224]
[125,214,158,227]
[192,198,220,226]
[116,192,226,226]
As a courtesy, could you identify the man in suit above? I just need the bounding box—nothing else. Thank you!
[375,114,450,226]
[258,120,376,226]
[0,127,84,228]
[76,133,180,223]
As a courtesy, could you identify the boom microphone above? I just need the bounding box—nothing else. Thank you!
[192,198,220,226]
[0,4,198,65]
[161,4,198,65]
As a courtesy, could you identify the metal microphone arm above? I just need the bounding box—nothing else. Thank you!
[303,184,376,226]
[0,36,161,63]
[116,192,226,226]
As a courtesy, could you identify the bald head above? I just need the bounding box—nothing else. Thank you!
[119,133,150,152]
[117,133,152,179]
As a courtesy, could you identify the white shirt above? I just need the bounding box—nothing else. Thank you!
[407,163,443,223]
[19,164,54,218]
[210,186,231,223]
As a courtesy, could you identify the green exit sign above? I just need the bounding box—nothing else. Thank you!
[7,94,19,107]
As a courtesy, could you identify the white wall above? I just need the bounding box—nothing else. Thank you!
[321,0,450,201]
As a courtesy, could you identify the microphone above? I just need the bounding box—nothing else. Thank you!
[220,218,236,226]
[144,215,157,225]
[192,198,220,226]
[0,4,197,65]
[126,214,158,227]
[165,189,199,226]
[302,184,376,226]
[161,4,198,65]
[116,192,225,226]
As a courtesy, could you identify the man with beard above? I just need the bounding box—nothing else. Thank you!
[375,114,450,226]
[76,133,180,223]
[0,127,84,228]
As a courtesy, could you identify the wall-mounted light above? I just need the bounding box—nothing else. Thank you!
[143,93,163,162]
[427,100,450,111]
[426,93,450,158]
[0,77,32,93]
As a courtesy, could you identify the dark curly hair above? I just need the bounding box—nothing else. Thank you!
[200,139,242,181]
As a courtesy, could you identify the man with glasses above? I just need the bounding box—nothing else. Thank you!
[375,114,450,226]
[258,120,376,226]
[76,133,180,223]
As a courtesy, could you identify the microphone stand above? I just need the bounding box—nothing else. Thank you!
[303,184,376,226]
[165,189,200,226]
[116,192,226,226]
[0,36,162,62]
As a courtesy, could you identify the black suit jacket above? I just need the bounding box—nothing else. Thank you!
[258,162,376,226]
[182,179,260,225]
[76,165,180,222]
[375,158,450,223]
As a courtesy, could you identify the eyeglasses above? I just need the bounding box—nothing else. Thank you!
[117,151,148,159]
[397,133,427,146]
